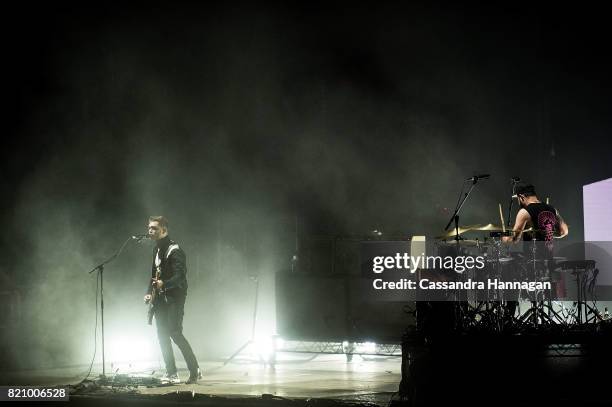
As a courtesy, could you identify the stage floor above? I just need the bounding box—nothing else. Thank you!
[1,353,401,405]
[5,347,612,406]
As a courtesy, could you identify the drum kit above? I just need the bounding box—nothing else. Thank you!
[416,176,602,336]
[433,215,584,332]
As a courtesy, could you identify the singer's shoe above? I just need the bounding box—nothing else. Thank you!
[160,373,181,384]
[185,368,202,384]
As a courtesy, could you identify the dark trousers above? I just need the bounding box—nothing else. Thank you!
[154,294,199,375]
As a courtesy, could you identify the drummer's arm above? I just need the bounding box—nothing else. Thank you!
[502,209,529,243]
[557,210,569,238]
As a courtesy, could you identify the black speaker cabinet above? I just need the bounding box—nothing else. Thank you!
[275,272,348,340]
[276,272,415,342]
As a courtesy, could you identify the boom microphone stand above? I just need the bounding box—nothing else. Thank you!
[88,235,143,383]
[506,177,521,228]
[443,175,489,329]
[444,175,490,241]
[224,275,261,366]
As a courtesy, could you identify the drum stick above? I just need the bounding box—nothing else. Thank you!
[499,203,506,233]
[546,197,550,205]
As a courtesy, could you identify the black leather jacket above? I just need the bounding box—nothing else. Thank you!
[146,236,188,297]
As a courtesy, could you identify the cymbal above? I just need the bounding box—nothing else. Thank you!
[437,226,473,239]
[467,223,505,231]
[437,223,505,239]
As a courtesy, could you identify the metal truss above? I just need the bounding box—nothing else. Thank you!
[277,340,402,356]
[545,343,583,357]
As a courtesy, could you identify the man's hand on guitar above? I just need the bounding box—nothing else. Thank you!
[152,279,164,290]
[144,294,152,304]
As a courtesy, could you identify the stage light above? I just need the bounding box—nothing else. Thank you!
[107,336,155,371]
[253,336,274,362]
[360,342,377,353]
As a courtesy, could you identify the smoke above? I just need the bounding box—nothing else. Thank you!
[4,4,611,372]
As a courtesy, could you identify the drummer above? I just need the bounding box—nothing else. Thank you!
[502,182,569,308]
[502,183,569,243]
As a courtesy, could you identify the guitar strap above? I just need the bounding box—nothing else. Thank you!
[154,243,181,299]
[148,242,181,323]
[155,243,179,267]
[166,244,179,259]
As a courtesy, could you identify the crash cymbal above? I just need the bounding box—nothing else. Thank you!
[436,223,505,239]
[436,226,473,239]
[467,223,505,231]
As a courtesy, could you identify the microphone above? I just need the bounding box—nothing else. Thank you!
[132,234,150,242]
[512,176,521,182]
[466,174,490,181]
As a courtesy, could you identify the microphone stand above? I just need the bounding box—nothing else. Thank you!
[506,178,520,228]
[443,176,485,331]
[87,236,133,384]
[223,275,261,366]
[444,177,483,242]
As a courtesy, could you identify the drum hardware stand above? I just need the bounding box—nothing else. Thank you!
[559,261,599,324]
[460,300,487,331]
[492,237,509,331]
[584,304,603,324]
[541,263,567,326]
[478,301,506,332]
[581,272,602,324]
[516,238,561,328]
[484,235,516,332]
[456,235,513,333]
[517,239,571,331]
[517,299,565,329]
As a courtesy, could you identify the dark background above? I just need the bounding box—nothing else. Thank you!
[2,2,611,371]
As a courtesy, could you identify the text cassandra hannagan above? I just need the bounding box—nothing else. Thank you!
[372,279,551,291]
